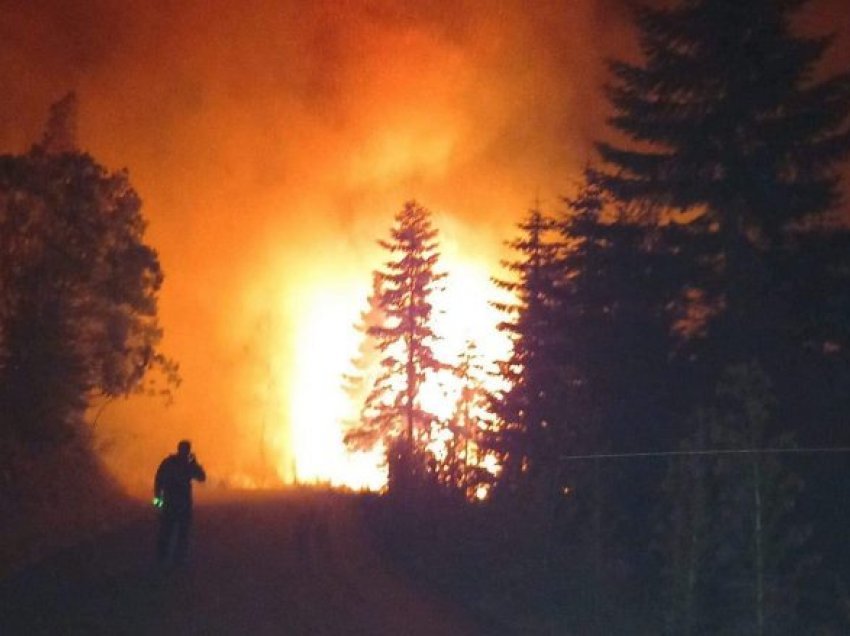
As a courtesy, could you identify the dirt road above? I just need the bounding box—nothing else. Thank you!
[0,490,485,635]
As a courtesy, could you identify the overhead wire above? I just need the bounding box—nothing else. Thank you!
[559,446,850,461]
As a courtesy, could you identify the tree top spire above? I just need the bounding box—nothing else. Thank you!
[39,91,78,155]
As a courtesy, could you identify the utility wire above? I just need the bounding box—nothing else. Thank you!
[559,447,850,462]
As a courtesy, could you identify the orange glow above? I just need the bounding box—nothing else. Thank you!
[0,1,618,494]
[284,224,512,490]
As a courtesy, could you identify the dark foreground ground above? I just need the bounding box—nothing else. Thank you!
[0,490,485,635]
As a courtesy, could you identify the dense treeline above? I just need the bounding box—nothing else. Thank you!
[353,0,850,632]
[0,92,174,451]
[0,94,173,570]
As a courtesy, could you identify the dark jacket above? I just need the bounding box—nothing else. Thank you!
[154,454,206,514]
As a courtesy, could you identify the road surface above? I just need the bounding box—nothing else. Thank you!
[0,490,486,635]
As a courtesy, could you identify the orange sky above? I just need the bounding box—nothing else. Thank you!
[1,0,847,493]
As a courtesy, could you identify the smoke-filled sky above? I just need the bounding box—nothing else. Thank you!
[1,0,848,492]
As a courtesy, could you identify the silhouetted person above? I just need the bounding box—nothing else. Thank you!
[154,440,206,564]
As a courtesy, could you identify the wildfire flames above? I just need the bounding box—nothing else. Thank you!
[287,227,512,489]
[24,0,839,491]
[1,0,613,493]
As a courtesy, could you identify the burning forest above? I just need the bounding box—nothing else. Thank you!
[3,0,850,633]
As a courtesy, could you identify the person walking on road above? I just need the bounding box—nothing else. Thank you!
[154,440,206,564]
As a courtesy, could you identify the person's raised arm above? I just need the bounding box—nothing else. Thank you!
[189,455,206,482]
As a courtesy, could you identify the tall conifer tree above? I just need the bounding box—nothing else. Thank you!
[489,206,567,504]
[344,201,445,493]
[597,3,850,624]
